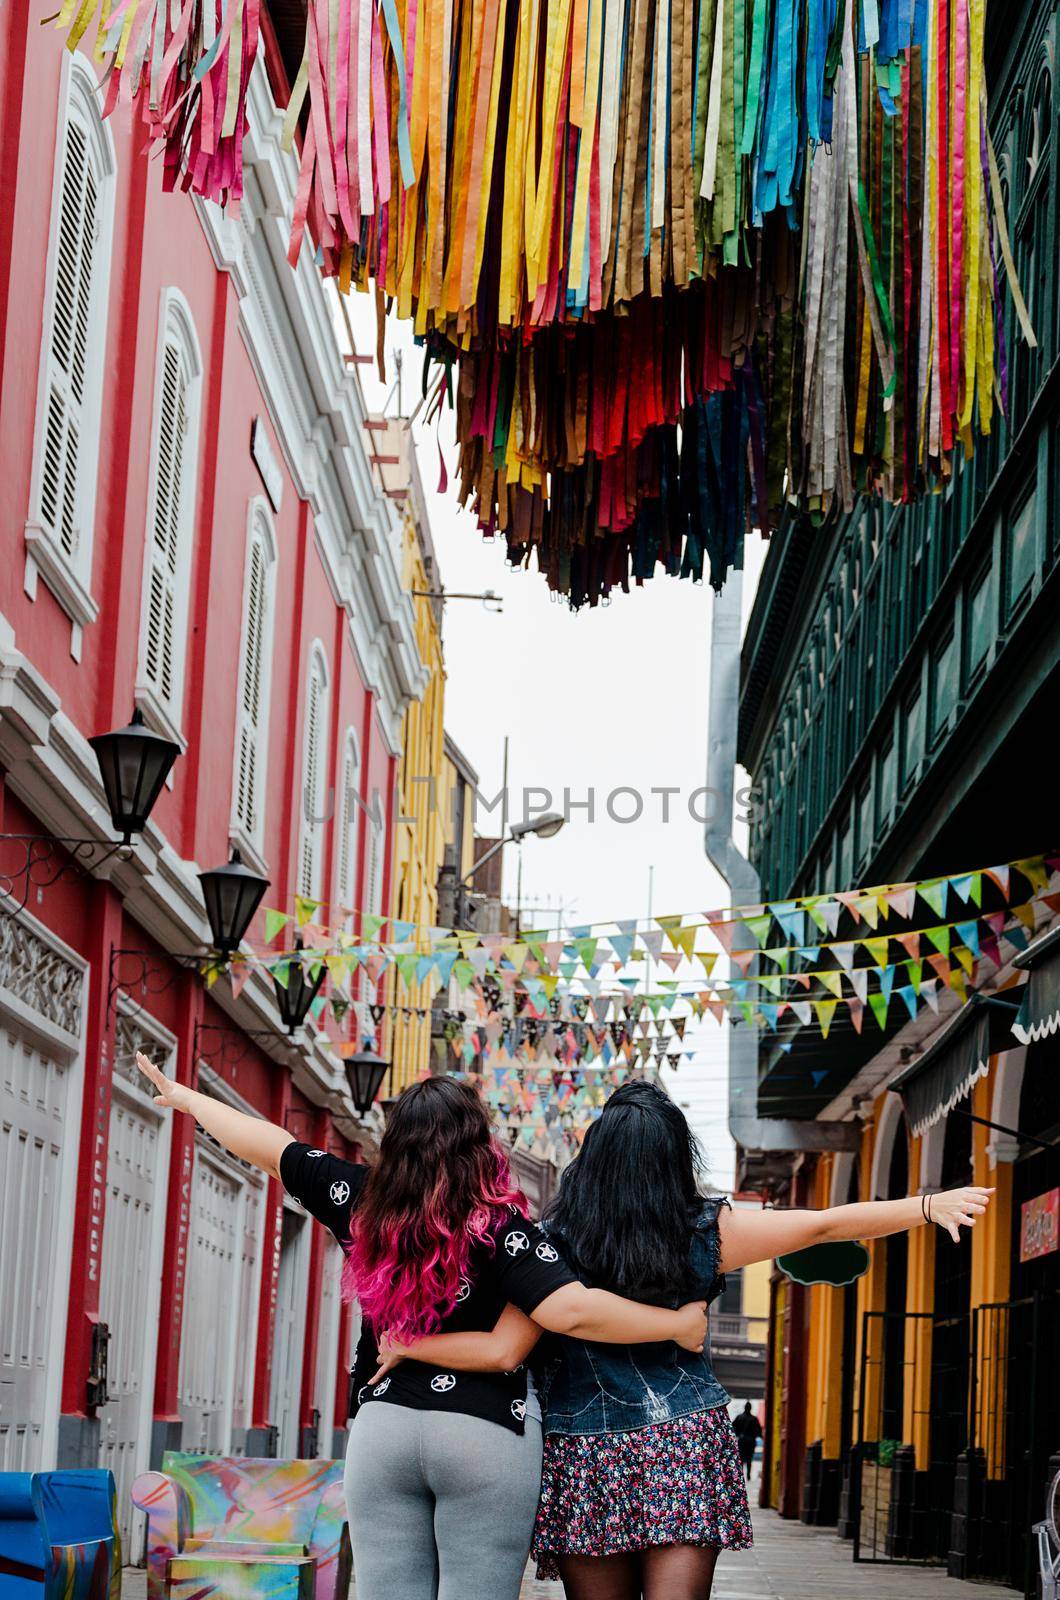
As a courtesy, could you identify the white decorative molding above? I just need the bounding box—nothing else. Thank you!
[191,57,428,754]
[113,999,178,1091]
[869,1090,906,1199]
[133,682,189,753]
[987,1044,1027,1166]
[0,624,62,763]
[0,634,350,1116]
[24,523,101,634]
[0,912,84,1038]
[24,51,115,648]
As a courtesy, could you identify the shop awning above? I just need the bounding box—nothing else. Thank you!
[891,993,1021,1138]
[1011,926,1060,1044]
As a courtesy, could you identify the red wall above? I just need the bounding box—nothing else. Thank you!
[0,9,393,1452]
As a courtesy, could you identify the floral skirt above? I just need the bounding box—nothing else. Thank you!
[532,1406,753,1581]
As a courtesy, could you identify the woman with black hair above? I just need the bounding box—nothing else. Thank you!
[375,1079,992,1600]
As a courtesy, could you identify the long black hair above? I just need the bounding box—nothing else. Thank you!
[544,1079,705,1302]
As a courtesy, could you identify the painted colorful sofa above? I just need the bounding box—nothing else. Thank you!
[0,1469,121,1599]
[131,1453,351,1600]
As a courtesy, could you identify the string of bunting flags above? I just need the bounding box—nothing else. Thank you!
[199,851,1055,1051]
[246,850,1053,968]
[56,0,1035,607]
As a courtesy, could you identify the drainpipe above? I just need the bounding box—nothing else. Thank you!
[705,578,858,1158]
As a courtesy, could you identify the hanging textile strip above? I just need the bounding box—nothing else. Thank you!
[58,0,259,208]
[56,0,1036,606]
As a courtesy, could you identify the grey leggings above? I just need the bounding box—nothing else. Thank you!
[344,1403,543,1600]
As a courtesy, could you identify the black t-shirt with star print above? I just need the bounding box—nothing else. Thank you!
[280,1141,576,1434]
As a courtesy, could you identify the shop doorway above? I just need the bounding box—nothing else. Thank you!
[928,1111,973,1563]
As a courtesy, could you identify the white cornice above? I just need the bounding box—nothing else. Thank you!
[192,57,427,751]
[0,621,354,1110]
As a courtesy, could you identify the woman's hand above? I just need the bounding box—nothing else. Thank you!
[368,1332,410,1387]
[928,1186,994,1244]
[673,1300,708,1353]
[135,1051,192,1112]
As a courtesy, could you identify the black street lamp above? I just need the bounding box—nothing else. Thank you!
[3,708,182,919]
[274,939,326,1033]
[198,849,270,956]
[89,709,180,844]
[344,1046,390,1117]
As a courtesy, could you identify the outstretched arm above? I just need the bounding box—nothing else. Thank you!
[718,1186,993,1273]
[372,1285,708,1388]
[371,1283,710,1385]
[136,1052,293,1179]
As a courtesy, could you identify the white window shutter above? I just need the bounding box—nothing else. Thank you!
[39,113,99,560]
[144,340,190,707]
[234,537,267,838]
[366,812,383,916]
[337,736,360,917]
[298,656,328,900]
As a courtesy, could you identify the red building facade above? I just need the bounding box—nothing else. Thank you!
[0,10,427,1555]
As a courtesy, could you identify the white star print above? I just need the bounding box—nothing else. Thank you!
[505,1231,529,1257]
[330,1180,351,1205]
[511,1399,526,1420]
[430,1373,457,1393]
[307,1150,326,1158]
[535,1242,559,1263]
[455,1277,471,1302]
[373,1378,390,1395]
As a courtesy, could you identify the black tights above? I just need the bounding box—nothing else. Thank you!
[557,1545,720,1600]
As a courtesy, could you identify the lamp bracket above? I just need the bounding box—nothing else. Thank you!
[108,945,210,1019]
[0,833,131,920]
[193,1020,292,1069]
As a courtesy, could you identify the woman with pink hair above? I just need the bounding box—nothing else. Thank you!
[135,1059,708,1600]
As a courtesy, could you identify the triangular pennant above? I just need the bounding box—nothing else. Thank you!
[884,885,916,919]
[294,894,320,928]
[744,914,773,948]
[896,984,918,1021]
[919,880,948,919]
[814,999,838,1038]
[265,908,292,945]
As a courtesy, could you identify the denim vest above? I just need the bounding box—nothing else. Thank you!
[537,1198,731,1437]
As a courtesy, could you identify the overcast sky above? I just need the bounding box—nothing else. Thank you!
[344,294,766,1190]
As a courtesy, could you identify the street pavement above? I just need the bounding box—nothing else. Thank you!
[121,1498,1020,1599]
[708,1506,1016,1600]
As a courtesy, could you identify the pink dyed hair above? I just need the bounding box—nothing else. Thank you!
[341,1076,527,1341]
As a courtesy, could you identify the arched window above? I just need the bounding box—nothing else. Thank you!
[230,501,277,858]
[137,289,202,736]
[336,729,361,920]
[364,798,384,920]
[26,52,116,641]
[297,644,330,900]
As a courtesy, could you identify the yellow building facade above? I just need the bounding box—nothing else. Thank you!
[761,990,1059,1594]
[375,421,448,1094]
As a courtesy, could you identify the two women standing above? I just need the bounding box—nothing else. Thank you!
[136,1057,991,1600]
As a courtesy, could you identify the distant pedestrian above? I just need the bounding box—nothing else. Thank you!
[731,1403,761,1479]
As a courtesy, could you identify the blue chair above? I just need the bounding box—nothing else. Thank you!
[0,1469,121,1598]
